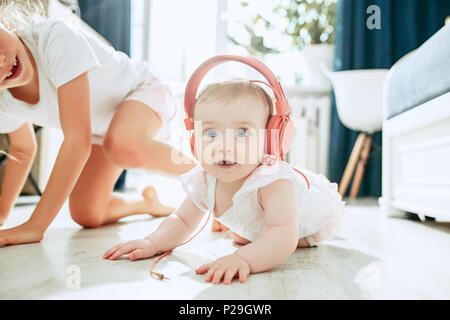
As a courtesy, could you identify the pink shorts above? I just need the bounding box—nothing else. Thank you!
[92,79,178,145]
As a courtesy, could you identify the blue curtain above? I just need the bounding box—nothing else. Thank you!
[329,0,450,197]
[78,0,131,54]
[78,0,132,190]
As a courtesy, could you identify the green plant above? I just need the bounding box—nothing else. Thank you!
[273,0,336,48]
[227,23,280,57]
[230,0,336,56]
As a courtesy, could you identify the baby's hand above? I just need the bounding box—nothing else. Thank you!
[103,239,157,261]
[195,254,250,284]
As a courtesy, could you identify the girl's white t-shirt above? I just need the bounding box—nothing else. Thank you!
[0,19,157,135]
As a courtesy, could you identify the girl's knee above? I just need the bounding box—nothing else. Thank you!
[69,203,104,228]
[71,213,104,228]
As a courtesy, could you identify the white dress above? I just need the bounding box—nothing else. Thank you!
[179,158,345,246]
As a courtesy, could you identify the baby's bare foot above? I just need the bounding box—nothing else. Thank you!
[211,219,229,232]
[142,186,176,217]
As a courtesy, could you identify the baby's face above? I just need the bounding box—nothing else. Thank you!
[0,24,34,90]
[194,94,269,183]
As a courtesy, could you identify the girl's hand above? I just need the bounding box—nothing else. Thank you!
[195,254,251,284]
[103,239,157,261]
[0,221,44,247]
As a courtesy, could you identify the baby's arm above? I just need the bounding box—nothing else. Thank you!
[234,179,299,273]
[104,196,206,260]
[195,179,298,284]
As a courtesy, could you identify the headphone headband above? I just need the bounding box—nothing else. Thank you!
[183,54,289,130]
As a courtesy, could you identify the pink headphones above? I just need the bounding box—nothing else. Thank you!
[183,54,295,161]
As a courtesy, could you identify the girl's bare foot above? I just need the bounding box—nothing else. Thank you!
[211,219,229,232]
[142,186,176,217]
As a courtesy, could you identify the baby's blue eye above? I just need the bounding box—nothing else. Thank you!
[236,128,249,138]
[204,128,219,139]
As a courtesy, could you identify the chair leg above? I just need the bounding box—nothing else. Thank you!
[28,172,42,196]
[349,135,373,199]
[338,132,366,197]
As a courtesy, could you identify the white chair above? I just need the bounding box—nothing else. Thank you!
[322,68,389,198]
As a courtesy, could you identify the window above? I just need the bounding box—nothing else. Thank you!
[130,0,302,87]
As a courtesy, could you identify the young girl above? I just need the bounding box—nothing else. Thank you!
[104,76,345,284]
[0,3,195,246]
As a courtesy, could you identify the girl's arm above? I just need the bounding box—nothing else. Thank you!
[27,72,92,230]
[104,196,206,260]
[0,72,92,246]
[195,179,299,284]
[0,123,37,224]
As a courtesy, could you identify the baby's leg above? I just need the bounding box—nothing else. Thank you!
[230,231,251,245]
[297,238,313,248]
[211,219,229,232]
[230,232,313,247]
[69,145,174,228]
[230,232,314,247]
[230,232,313,248]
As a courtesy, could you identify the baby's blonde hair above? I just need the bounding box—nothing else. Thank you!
[194,78,274,125]
[0,0,46,33]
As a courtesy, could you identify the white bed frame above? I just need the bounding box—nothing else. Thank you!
[380,92,450,220]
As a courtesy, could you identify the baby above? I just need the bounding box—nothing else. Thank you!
[104,78,344,284]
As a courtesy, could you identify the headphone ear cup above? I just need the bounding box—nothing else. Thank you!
[280,119,295,155]
[266,115,294,158]
[265,115,281,157]
[190,133,196,158]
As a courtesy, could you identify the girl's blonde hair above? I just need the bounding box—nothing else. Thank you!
[0,0,46,33]
[195,78,274,124]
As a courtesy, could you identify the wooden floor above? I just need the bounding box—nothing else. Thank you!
[1,174,449,300]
